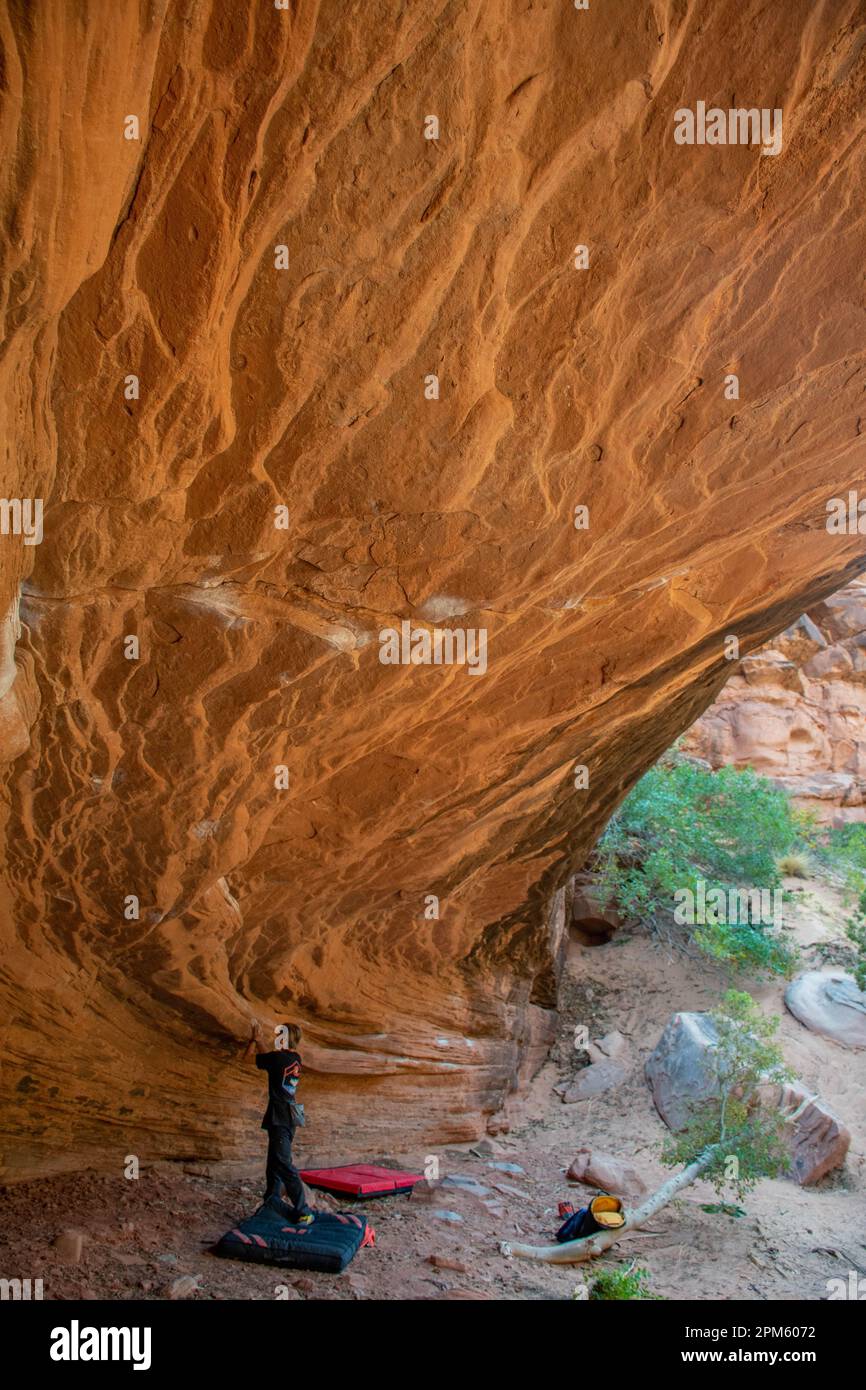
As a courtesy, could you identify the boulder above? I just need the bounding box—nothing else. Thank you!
[644,1012,721,1130]
[561,1059,626,1103]
[566,1148,647,1197]
[784,971,866,1049]
[646,1012,850,1185]
[570,878,623,944]
[587,1029,628,1063]
[777,1082,851,1185]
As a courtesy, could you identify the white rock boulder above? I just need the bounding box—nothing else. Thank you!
[784,971,866,1049]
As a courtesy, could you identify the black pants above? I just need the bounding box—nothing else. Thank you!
[264,1126,310,1215]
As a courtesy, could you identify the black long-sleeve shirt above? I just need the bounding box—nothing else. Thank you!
[255,1049,301,1130]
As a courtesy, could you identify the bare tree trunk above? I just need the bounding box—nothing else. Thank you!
[500,1147,717,1265]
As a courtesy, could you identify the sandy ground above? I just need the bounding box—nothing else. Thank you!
[1,871,863,1302]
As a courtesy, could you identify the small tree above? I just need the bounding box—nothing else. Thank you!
[502,992,792,1266]
[845,888,866,991]
[660,990,792,1195]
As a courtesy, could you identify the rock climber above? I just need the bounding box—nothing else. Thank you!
[245,1019,314,1224]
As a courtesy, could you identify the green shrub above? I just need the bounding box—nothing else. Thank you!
[815,824,866,898]
[594,756,799,975]
[588,1264,661,1300]
[845,888,866,991]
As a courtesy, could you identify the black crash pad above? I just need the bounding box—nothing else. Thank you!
[214,1198,372,1273]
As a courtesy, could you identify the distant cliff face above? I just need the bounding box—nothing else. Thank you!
[683,584,866,826]
[3,2,866,1179]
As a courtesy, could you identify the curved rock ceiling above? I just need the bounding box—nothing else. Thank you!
[2,1,866,1178]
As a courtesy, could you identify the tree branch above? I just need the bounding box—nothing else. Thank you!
[500,1146,718,1265]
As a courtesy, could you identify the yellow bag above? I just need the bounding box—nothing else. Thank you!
[556,1193,626,1242]
[588,1195,625,1230]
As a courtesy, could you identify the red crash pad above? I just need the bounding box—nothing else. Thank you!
[300,1164,424,1198]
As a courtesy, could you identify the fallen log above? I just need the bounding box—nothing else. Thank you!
[500,1148,715,1265]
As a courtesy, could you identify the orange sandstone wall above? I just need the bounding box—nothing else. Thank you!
[2,1,866,1179]
[683,581,866,825]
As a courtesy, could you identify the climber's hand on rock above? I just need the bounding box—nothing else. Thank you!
[244,1018,270,1056]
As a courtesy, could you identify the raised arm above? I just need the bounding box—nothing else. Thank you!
[243,1019,270,1060]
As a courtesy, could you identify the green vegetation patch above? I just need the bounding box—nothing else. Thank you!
[594,755,802,976]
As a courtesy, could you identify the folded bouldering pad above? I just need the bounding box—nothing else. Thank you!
[300,1163,423,1198]
[214,1199,372,1272]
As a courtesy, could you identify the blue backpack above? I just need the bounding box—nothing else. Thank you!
[556,1194,625,1242]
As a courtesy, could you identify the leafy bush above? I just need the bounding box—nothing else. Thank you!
[815,824,866,897]
[845,888,866,991]
[594,756,799,975]
[661,991,792,1197]
[589,1264,660,1300]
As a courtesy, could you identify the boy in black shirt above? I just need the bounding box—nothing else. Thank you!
[245,1020,313,1222]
